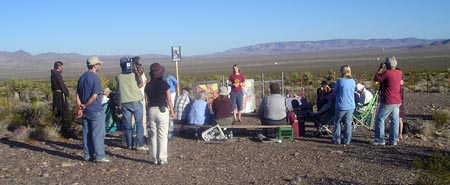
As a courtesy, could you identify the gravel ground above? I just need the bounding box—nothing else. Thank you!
[0,93,449,185]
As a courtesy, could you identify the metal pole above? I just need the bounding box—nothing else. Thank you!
[281,72,284,97]
[261,73,265,97]
[175,61,180,96]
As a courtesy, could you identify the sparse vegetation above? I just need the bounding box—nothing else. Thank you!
[432,109,450,129]
[413,148,450,185]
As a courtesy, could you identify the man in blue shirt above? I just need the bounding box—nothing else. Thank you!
[164,74,178,106]
[76,56,110,163]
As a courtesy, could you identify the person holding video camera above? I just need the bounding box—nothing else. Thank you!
[116,57,147,151]
[371,56,403,146]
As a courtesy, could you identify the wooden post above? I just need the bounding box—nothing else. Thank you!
[175,61,180,96]
[6,83,10,114]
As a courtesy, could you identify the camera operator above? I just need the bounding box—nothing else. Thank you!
[115,57,147,150]
[371,56,403,146]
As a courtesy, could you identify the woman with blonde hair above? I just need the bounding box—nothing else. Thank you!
[332,65,356,145]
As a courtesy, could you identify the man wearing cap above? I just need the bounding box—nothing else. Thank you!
[212,86,233,126]
[116,57,146,151]
[355,83,373,111]
[174,87,192,124]
[50,61,71,137]
[371,56,403,146]
[76,56,110,162]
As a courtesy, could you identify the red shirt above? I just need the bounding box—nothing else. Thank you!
[374,69,402,104]
[229,73,245,93]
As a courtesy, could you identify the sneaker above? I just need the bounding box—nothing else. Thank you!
[95,157,112,163]
[370,141,385,145]
[159,160,168,165]
[136,146,149,151]
[387,142,397,146]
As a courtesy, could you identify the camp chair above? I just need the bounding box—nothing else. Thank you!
[307,101,335,137]
[352,90,379,129]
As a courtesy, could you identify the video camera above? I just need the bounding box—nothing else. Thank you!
[120,56,143,74]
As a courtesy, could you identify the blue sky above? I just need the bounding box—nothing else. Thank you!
[1,0,449,56]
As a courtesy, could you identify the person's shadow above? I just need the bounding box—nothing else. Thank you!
[0,137,80,161]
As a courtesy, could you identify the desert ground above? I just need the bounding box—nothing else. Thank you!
[0,92,449,185]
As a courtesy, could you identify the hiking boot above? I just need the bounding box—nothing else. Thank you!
[370,141,385,146]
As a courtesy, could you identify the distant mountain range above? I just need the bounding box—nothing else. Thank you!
[0,38,448,63]
[215,38,448,56]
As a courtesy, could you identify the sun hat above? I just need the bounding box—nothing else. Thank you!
[86,56,103,66]
[150,63,165,79]
[219,86,228,96]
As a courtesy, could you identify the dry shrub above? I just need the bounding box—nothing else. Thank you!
[432,109,450,129]
[29,126,60,140]
[414,148,450,185]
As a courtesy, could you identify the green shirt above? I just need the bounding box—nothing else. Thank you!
[116,73,143,103]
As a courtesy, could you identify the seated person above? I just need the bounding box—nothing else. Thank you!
[188,91,212,125]
[174,87,192,124]
[306,82,337,128]
[212,87,233,126]
[102,87,111,105]
[355,83,373,111]
[258,82,287,125]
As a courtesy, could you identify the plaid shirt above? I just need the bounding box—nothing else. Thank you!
[174,94,191,121]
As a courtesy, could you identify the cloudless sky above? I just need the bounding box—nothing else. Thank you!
[1,0,449,56]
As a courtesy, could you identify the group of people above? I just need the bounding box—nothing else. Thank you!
[50,55,405,164]
[173,64,243,126]
[311,56,404,146]
[73,56,176,164]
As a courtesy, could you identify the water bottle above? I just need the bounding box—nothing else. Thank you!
[228,131,233,139]
[168,119,174,140]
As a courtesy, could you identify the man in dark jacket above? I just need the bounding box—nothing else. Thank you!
[51,61,70,137]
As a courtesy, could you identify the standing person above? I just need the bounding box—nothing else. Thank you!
[145,63,175,165]
[116,57,146,150]
[50,61,71,137]
[228,64,245,122]
[76,56,110,162]
[332,65,356,145]
[212,87,233,126]
[163,73,178,107]
[174,87,192,124]
[132,56,148,137]
[372,56,403,146]
[258,82,287,125]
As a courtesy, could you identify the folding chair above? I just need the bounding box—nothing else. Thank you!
[353,90,379,129]
[307,101,335,137]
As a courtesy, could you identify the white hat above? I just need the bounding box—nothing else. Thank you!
[356,83,364,91]
[219,86,228,96]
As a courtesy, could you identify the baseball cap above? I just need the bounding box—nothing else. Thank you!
[86,56,103,66]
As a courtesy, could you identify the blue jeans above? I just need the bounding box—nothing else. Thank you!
[332,109,354,144]
[230,91,244,111]
[121,101,144,148]
[82,111,106,160]
[374,103,401,144]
